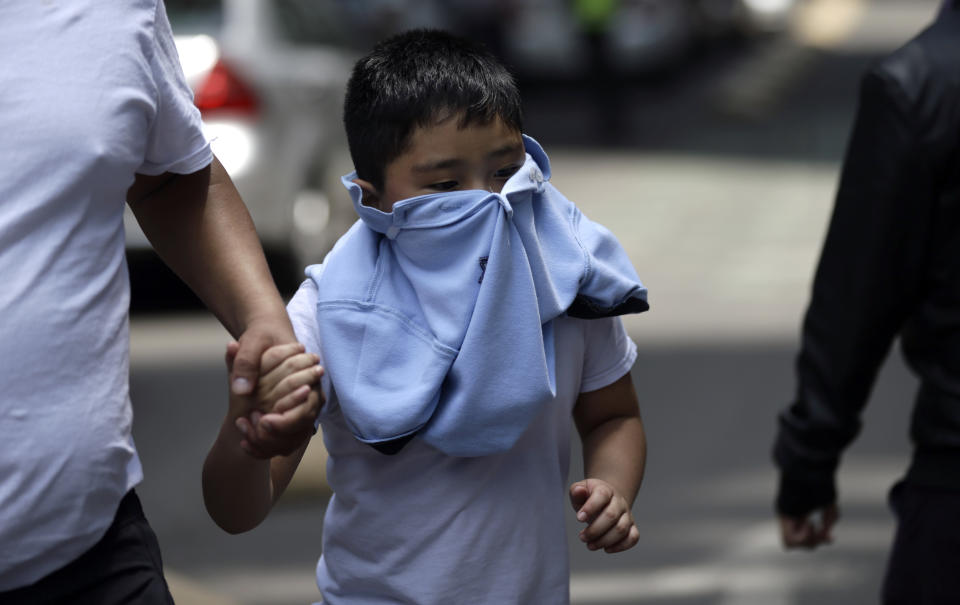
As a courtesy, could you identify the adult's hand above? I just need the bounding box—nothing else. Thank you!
[229,315,297,396]
[778,503,839,549]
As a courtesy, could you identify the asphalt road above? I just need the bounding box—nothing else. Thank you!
[130,338,915,605]
[126,1,940,603]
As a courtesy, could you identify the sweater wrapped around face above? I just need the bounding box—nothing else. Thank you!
[308,136,648,456]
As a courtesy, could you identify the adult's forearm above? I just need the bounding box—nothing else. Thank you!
[582,416,647,506]
[130,158,293,340]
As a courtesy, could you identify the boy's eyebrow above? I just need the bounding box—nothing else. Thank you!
[411,142,525,174]
[487,142,524,159]
[412,158,463,173]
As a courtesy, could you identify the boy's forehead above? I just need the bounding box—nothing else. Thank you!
[404,115,522,156]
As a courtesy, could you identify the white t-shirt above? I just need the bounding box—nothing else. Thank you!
[287,277,638,605]
[0,0,211,590]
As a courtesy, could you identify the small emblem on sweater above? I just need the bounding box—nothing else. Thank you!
[478,257,488,284]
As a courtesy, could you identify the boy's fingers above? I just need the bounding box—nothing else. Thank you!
[260,343,308,376]
[588,512,634,550]
[265,363,323,408]
[242,420,297,458]
[575,482,614,524]
[247,393,321,457]
[235,418,270,459]
[261,352,318,389]
[235,415,257,437]
[224,341,240,372]
[267,384,311,416]
[260,392,321,436]
[239,439,270,459]
[569,482,589,513]
[604,524,640,554]
[256,353,317,403]
[579,500,622,543]
[272,374,324,415]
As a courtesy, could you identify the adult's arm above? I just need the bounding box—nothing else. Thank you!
[773,68,935,525]
[128,157,316,454]
[127,156,294,390]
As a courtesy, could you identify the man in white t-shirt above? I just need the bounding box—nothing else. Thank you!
[201,31,649,604]
[0,1,318,602]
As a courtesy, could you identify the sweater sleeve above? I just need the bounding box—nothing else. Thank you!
[773,67,936,516]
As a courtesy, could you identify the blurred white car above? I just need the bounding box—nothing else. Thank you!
[125,0,359,287]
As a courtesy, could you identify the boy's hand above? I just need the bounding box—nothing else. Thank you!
[570,478,640,554]
[226,341,324,458]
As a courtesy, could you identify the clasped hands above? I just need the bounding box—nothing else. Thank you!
[226,335,324,459]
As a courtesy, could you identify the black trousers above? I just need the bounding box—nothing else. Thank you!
[883,481,960,605]
[0,490,175,605]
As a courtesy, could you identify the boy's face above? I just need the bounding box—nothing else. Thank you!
[354,115,526,212]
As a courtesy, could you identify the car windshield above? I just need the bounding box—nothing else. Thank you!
[165,0,223,35]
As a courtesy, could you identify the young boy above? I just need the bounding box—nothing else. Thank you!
[203,29,648,604]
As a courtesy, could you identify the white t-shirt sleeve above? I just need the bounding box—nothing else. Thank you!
[286,276,333,423]
[579,316,638,393]
[287,278,322,356]
[137,0,212,176]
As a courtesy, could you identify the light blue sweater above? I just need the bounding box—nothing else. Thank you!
[308,136,647,456]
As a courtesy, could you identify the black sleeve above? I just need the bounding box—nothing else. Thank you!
[773,68,935,516]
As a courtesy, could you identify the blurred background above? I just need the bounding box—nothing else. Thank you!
[127,0,940,603]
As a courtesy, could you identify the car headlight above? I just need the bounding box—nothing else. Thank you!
[202,120,256,177]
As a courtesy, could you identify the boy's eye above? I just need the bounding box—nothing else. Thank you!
[428,181,458,191]
[494,165,522,179]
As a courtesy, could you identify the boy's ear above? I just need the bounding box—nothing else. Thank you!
[352,178,382,209]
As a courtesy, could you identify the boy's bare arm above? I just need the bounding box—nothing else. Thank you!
[571,372,646,553]
[202,343,323,534]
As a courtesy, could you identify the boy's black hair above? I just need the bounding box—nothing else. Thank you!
[343,29,523,191]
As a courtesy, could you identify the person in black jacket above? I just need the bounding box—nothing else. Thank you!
[773,1,960,603]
